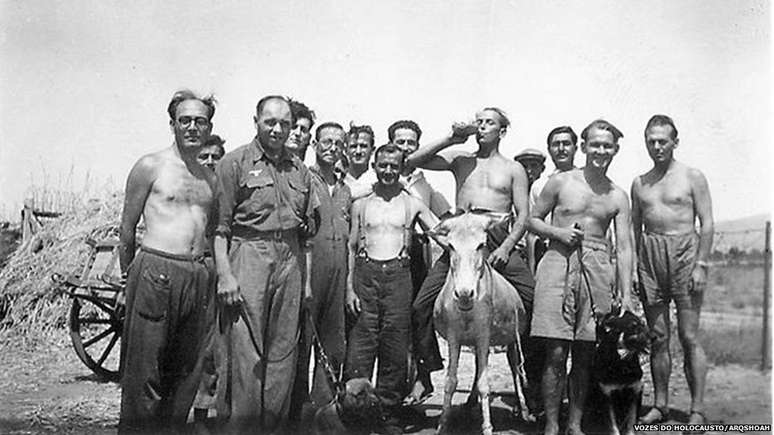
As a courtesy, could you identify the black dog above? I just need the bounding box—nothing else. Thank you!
[591,309,652,435]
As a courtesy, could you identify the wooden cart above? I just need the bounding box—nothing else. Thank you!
[52,237,125,382]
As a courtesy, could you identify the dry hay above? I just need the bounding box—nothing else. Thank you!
[26,396,119,432]
[0,193,123,344]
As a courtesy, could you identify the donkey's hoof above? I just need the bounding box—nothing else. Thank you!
[514,407,537,423]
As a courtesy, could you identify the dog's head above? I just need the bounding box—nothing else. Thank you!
[596,310,651,359]
[337,377,382,427]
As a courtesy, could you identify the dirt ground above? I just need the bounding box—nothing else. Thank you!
[0,333,770,435]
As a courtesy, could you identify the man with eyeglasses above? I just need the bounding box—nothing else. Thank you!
[118,89,218,433]
[214,95,319,432]
[290,122,352,421]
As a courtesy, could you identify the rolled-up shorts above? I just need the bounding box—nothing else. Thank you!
[637,230,700,310]
[531,236,614,342]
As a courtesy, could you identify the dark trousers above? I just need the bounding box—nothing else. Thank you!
[411,223,543,397]
[119,248,213,433]
[290,241,347,417]
[346,257,412,407]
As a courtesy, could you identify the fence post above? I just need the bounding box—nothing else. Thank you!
[762,221,771,371]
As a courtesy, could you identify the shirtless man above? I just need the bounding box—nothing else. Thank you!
[346,144,439,434]
[529,119,634,435]
[389,119,452,297]
[527,126,580,273]
[343,123,378,199]
[404,107,536,406]
[631,115,713,426]
[118,89,217,433]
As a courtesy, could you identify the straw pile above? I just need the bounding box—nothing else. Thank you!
[0,192,124,342]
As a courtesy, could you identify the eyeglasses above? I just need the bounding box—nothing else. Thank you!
[177,116,210,128]
[318,138,344,150]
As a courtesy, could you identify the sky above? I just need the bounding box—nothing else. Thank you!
[0,0,771,222]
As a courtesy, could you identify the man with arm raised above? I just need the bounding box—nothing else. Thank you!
[403,108,537,406]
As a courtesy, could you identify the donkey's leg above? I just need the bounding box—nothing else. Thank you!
[507,333,535,422]
[475,340,493,435]
[465,352,480,409]
[437,337,460,435]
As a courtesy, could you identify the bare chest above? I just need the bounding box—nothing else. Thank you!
[555,182,617,221]
[362,197,409,231]
[152,168,213,208]
[456,159,512,195]
[638,176,693,211]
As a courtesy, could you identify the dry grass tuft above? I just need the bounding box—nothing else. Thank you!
[0,188,123,345]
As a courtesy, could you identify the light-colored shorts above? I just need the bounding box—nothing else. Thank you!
[531,236,614,342]
[637,230,700,310]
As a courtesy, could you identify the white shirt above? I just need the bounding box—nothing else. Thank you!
[343,170,378,200]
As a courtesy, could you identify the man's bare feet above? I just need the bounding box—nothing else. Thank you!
[403,379,433,406]
[638,406,668,424]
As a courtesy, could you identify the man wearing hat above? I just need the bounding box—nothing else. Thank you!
[514,148,547,271]
[514,148,547,191]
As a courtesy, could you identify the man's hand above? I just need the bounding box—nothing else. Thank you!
[346,286,361,317]
[488,245,510,269]
[555,226,584,247]
[218,273,242,306]
[690,264,708,294]
[450,121,477,144]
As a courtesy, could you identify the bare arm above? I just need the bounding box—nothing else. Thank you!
[405,122,475,171]
[527,175,583,245]
[613,189,634,309]
[119,156,154,273]
[630,178,643,249]
[499,163,530,253]
[346,199,363,315]
[690,169,714,293]
[629,178,642,290]
[691,170,714,263]
[415,197,440,232]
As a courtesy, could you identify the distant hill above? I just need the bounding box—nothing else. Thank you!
[714,213,770,253]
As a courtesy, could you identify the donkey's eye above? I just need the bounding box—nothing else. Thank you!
[476,242,486,250]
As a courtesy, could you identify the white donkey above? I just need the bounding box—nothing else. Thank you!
[429,211,534,435]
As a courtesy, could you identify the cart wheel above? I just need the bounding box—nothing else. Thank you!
[69,297,124,382]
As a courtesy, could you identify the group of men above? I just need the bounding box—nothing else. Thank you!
[117,90,713,435]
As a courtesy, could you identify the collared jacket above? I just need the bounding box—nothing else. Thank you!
[215,137,319,241]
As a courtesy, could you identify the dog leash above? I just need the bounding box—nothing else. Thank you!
[304,306,346,399]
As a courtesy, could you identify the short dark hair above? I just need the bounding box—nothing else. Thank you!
[203,134,226,156]
[348,123,375,146]
[387,120,422,142]
[481,107,510,129]
[289,99,316,128]
[546,126,578,147]
[373,143,405,168]
[255,95,292,121]
[645,114,678,140]
[315,122,345,140]
[167,89,217,121]
[581,119,624,142]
